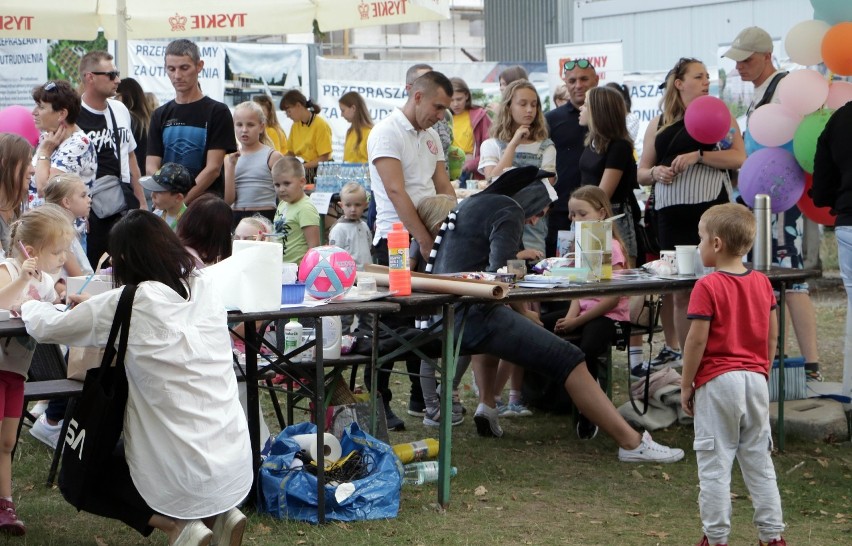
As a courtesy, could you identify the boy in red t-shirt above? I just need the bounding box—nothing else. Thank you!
[681,203,786,546]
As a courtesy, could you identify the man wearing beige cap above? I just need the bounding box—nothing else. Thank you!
[724,26,824,383]
[723,26,786,118]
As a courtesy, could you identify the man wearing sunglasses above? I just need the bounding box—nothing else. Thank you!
[78,50,147,268]
[544,58,599,257]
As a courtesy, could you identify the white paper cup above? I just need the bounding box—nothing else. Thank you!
[581,250,604,281]
[675,245,697,275]
[660,250,677,271]
[358,276,377,293]
[282,262,299,284]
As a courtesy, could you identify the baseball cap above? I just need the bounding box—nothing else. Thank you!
[723,27,773,62]
[139,163,194,194]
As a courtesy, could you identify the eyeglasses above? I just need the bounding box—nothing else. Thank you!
[563,59,592,73]
[90,71,120,81]
[42,81,56,91]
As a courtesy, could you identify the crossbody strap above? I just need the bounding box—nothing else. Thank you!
[106,104,124,182]
[95,284,137,380]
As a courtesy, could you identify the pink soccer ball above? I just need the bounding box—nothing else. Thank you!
[298,245,357,300]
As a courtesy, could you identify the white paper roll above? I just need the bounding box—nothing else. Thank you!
[206,240,283,312]
[291,433,342,465]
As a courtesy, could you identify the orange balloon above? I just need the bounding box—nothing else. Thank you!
[822,22,852,76]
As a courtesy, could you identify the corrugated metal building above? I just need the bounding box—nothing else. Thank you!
[486,0,814,70]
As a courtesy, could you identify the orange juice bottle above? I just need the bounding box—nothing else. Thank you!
[387,222,411,296]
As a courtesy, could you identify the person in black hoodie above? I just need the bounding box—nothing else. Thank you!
[812,101,852,401]
[428,166,684,463]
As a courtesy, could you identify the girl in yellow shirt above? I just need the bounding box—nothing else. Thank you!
[338,91,374,163]
[280,89,332,171]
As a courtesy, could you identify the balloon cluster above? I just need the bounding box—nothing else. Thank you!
[736,0,852,224]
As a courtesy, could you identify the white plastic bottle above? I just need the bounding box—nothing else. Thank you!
[284,318,303,358]
[321,316,342,360]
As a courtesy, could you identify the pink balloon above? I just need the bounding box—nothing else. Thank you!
[684,96,731,144]
[826,80,852,109]
[0,105,39,147]
[777,69,830,115]
[748,103,803,147]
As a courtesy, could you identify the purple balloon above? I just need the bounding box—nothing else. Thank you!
[739,147,805,213]
[0,105,39,146]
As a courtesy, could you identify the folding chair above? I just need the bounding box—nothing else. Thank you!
[16,343,83,487]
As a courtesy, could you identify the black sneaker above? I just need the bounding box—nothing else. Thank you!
[649,346,682,369]
[407,397,426,417]
[576,414,599,440]
[384,406,405,431]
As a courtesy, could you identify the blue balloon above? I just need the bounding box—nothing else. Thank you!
[811,0,852,24]
[744,131,794,157]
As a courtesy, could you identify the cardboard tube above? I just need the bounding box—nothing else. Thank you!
[362,265,508,299]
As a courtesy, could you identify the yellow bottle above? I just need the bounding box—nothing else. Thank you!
[392,438,439,464]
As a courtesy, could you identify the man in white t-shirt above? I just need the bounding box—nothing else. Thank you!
[724,26,823,382]
[77,51,146,266]
[368,70,455,262]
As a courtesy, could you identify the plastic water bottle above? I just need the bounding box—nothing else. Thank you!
[392,438,439,464]
[321,315,342,359]
[284,318,302,356]
[387,222,411,296]
[402,461,457,485]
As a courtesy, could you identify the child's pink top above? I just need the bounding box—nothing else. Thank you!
[578,239,629,322]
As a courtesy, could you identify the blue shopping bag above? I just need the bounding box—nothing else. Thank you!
[258,422,402,523]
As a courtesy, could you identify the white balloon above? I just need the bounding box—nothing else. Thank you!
[785,19,831,66]
[777,69,830,115]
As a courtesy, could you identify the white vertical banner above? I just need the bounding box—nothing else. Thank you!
[544,41,624,97]
[0,39,48,109]
[127,40,226,105]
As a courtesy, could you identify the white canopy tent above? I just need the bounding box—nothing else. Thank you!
[3,0,451,72]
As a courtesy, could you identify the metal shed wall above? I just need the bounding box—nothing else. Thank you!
[484,0,569,62]
[573,0,814,72]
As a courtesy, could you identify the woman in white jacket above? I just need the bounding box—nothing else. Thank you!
[22,210,251,546]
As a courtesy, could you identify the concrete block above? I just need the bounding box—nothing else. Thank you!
[769,399,850,442]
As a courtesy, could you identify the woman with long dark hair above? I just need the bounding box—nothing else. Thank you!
[338,91,374,163]
[116,78,153,177]
[23,209,251,546]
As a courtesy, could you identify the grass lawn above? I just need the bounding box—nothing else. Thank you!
[11,276,852,545]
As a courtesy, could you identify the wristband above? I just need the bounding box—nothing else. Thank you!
[37,155,49,161]
[697,149,704,164]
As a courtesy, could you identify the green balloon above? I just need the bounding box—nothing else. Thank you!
[793,109,834,173]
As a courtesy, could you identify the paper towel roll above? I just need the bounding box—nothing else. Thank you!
[206,240,283,312]
[291,433,342,465]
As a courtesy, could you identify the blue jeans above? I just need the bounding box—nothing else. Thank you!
[836,226,852,400]
[457,303,586,387]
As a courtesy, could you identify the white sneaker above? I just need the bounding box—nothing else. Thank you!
[29,414,62,450]
[618,431,684,463]
[473,403,503,438]
[211,507,247,546]
[29,401,49,420]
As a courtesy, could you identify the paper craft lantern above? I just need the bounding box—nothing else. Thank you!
[298,245,357,300]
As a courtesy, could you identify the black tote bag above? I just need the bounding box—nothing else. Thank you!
[59,284,136,510]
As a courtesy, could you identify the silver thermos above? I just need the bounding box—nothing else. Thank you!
[753,194,771,271]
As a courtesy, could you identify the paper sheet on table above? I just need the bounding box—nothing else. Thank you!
[206,240,283,312]
[362,265,508,299]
